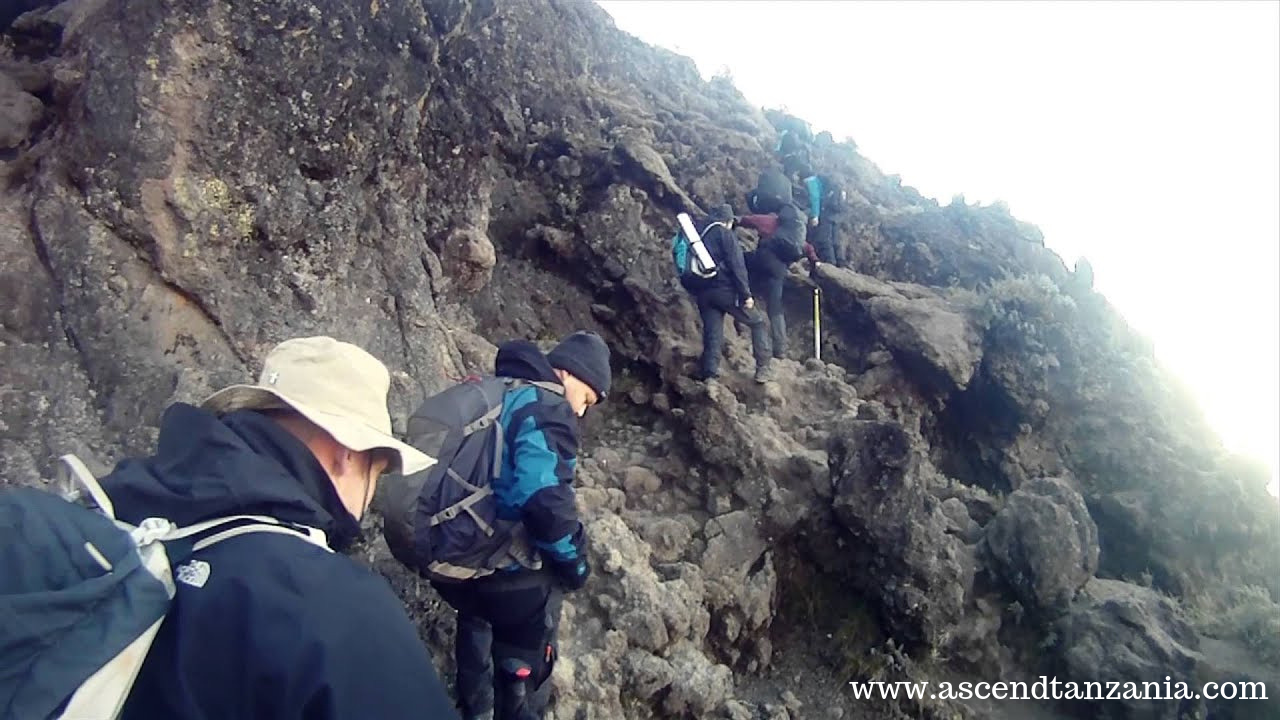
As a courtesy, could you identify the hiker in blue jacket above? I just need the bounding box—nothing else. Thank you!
[97,337,458,720]
[431,332,611,720]
[804,174,847,265]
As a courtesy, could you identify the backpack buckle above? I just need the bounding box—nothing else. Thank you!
[130,517,177,546]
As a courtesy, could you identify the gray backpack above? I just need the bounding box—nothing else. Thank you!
[0,455,329,719]
[378,376,564,584]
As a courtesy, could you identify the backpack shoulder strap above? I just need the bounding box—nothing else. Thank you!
[177,517,331,553]
[60,454,332,555]
[59,454,116,520]
[530,380,565,396]
[124,514,333,560]
[501,377,566,397]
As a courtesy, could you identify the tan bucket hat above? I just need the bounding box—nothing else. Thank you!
[201,336,434,475]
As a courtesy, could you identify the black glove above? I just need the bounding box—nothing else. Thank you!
[550,556,590,591]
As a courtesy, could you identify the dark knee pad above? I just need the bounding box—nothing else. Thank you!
[493,640,556,720]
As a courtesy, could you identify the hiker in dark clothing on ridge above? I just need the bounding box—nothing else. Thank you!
[739,201,808,360]
[100,337,459,720]
[775,115,814,181]
[430,332,610,720]
[684,204,773,383]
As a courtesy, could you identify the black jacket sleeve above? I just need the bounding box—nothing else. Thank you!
[276,567,461,720]
[710,225,751,302]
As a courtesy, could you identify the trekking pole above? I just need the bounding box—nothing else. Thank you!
[812,287,821,361]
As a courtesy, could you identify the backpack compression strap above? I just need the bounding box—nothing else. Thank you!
[428,468,496,537]
[59,454,116,519]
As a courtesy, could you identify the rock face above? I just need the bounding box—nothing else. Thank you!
[3,1,1279,718]
[0,69,42,148]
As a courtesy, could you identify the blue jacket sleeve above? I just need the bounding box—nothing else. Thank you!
[805,175,824,221]
[507,393,584,563]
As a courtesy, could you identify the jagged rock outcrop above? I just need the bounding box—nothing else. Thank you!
[830,418,977,651]
[3,1,1278,719]
[817,264,984,392]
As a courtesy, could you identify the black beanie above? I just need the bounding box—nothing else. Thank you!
[547,331,612,400]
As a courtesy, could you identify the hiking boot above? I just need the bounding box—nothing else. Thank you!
[754,365,775,384]
[692,369,719,382]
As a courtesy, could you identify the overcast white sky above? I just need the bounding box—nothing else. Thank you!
[598,0,1280,497]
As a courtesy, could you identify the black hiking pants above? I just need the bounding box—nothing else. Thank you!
[433,570,563,720]
[747,249,790,358]
[808,218,838,264]
[694,286,771,377]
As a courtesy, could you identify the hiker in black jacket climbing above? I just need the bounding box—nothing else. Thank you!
[100,337,459,720]
[740,201,808,361]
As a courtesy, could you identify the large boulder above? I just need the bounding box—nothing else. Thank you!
[700,511,776,670]
[984,477,1099,616]
[1054,579,1203,720]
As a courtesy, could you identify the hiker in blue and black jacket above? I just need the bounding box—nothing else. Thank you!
[432,332,611,720]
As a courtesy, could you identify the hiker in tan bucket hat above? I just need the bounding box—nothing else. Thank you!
[202,336,434,517]
[95,336,459,719]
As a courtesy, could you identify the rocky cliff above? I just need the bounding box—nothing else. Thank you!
[3,1,1278,718]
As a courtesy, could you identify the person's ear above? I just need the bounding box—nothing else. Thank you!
[300,433,340,479]
[331,446,360,478]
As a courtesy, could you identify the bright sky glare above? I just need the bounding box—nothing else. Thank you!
[597,0,1280,498]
